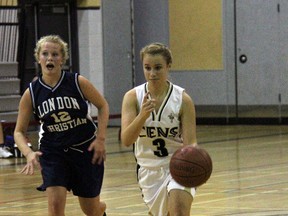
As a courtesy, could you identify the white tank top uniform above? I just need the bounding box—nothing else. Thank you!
[134,82,196,216]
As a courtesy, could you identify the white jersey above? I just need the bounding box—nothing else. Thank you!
[134,82,184,168]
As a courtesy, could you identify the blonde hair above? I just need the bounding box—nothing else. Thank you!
[34,35,69,65]
[140,42,173,65]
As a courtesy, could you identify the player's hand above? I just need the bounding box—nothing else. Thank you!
[20,151,42,175]
[88,137,106,164]
[140,92,156,119]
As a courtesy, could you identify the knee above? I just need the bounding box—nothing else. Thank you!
[48,199,65,216]
[168,190,193,216]
[169,207,188,216]
[81,201,106,216]
[47,187,67,216]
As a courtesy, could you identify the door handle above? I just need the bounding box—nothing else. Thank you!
[239,54,247,63]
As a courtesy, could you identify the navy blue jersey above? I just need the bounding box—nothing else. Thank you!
[29,71,97,148]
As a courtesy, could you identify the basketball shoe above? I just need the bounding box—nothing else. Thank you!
[0,147,13,158]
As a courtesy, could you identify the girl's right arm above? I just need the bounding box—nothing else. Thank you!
[14,89,42,175]
[14,89,33,156]
[121,90,154,147]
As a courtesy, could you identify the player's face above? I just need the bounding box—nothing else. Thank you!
[142,54,170,83]
[38,42,64,74]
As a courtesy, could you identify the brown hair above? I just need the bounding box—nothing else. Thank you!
[140,42,173,65]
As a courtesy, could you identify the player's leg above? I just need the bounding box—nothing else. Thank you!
[46,186,67,216]
[138,166,171,215]
[78,196,106,216]
[167,178,196,216]
[168,189,193,216]
[70,140,105,215]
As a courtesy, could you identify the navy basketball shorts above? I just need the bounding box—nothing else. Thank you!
[38,139,104,198]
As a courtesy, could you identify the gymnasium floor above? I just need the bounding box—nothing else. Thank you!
[0,125,288,215]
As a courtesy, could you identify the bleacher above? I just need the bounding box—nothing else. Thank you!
[0,7,20,123]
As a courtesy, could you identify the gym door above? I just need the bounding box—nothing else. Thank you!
[236,0,282,119]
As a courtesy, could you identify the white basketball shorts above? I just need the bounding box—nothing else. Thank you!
[138,165,196,216]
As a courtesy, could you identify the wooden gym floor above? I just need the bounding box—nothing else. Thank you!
[0,125,288,215]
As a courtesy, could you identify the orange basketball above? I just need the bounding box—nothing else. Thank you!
[169,145,212,187]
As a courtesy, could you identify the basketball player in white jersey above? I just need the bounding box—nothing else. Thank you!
[121,43,197,216]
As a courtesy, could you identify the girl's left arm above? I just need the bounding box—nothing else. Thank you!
[78,75,109,140]
[78,75,109,164]
[181,92,197,146]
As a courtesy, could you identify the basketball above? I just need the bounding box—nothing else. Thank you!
[169,145,212,187]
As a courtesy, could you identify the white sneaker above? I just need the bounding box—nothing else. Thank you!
[0,147,13,158]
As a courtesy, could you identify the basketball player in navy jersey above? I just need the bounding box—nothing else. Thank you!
[121,43,197,216]
[14,35,108,216]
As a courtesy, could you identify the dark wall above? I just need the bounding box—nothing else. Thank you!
[18,0,79,93]
[133,0,170,86]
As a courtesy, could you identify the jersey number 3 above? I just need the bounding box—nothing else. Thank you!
[153,138,168,157]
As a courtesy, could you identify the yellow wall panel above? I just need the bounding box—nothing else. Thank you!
[77,0,101,7]
[169,0,223,70]
[0,0,18,6]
